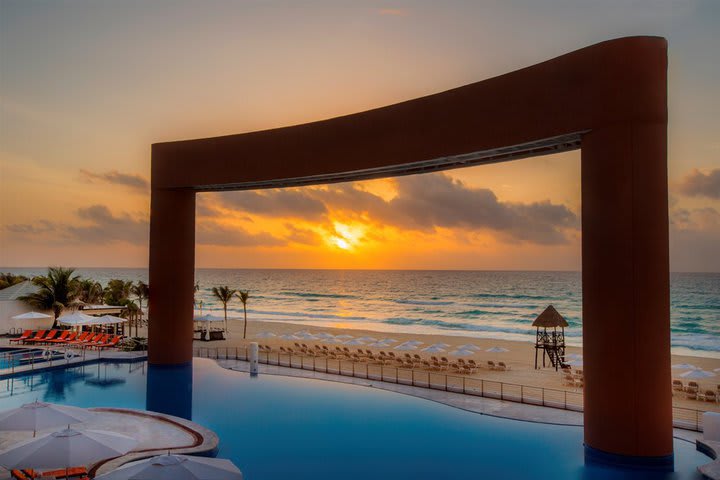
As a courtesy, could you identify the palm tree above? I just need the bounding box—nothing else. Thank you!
[19,267,80,328]
[236,290,250,339]
[103,279,133,306]
[0,272,28,290]
[124,301,140,337]
[131,281,149,330]
[211,286,236,334]
[75,279,104,304]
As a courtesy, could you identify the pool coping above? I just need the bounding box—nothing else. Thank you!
[90,408,219,476]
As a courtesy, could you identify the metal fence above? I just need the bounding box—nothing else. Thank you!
[194,345,710,432]
[0,347,87,375]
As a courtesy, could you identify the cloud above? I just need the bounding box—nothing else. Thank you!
[79,169,149,192]
[676,168,720,199]
[196,222,284,247]
[283,223,322,246]
[67,205,149,244]
[670,207,720,271]
[216,189,327,220]
[205,173,578,245]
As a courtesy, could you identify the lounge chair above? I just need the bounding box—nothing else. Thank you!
[23,330,48,344]
[686,390,698,400]
[9,330,33,344]
[85,334,110,349]
[704,390,717,403]
[672,380,684,392]
[93,335,123,350]
[498,362,510,371]
[487,361,496,370]
[468,359,478,369]
[45,330,72,344]
[686,381,700,393]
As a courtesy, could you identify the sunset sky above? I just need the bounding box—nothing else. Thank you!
[1,0,718,271]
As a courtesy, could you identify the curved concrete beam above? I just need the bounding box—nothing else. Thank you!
[149,36,670,468]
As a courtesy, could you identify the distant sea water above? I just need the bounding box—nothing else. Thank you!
[4,268,719,357]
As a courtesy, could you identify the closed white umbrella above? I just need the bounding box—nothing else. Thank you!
[679,369,715,379]
[0,428,137,470]
[421,346,447,353]
[0,402,93,437]
[94,453,243,480]
[12,312,52,320]
[449,349,475,357]
[57,312,96,326]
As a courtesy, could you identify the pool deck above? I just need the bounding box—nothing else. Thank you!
[0,407,217,479]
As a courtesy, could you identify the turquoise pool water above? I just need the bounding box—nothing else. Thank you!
[0,358,708,479]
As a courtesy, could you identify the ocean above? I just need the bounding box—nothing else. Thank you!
[4,268,719,357]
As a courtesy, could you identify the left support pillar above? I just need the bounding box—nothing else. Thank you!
[148,188,196,365]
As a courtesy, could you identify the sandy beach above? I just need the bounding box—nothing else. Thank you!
[192,318,720,414]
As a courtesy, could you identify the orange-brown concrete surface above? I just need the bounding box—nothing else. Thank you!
[149,36,670,461]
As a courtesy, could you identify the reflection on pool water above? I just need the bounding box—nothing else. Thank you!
[0,358,708,480]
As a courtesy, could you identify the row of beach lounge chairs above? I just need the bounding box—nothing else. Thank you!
[258,343,511,374]
[11,466,88,480]
[9,329,122,350]
[672,380,719,403]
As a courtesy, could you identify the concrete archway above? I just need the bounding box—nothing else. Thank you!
[149,36,670,468]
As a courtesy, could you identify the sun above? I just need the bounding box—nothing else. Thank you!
[327,222,365,251]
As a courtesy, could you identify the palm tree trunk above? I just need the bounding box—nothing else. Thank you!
[223,304,228,334]
[243,304,247,339]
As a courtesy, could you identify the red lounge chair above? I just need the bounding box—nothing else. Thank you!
[44,330,70,343]
[85,334,110,349]
[40,466,88,479]
[22,330,48,344]
[30,330,59,345]
[92,335,123,350]
[9,330,33,344]
[67,332,93,345]
[47,331,77,344]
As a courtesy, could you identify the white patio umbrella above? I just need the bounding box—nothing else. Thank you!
[94,453,243,480]
[344,339,366,346]
[405,340,424,346]
[96,315,128,325]
[449,349,474,356]
[680,369,716,379]
[394,344,417,351]
[421,345,447,353]
[323,337,344,344]
[486,346,509,353]
[0,402,93,437]
[278,334,299,340]
[378,338,398,344]
[57,312,96,326]
[366,341,391,347]
[12,312,52,320]
[566,359,584,367]
[428,343,450,348]
[254,332,276,339]
[335,334,353,340]
[456,344,480,351]
[0,428,137,471]
[313,332,334,339]
[672,363,697,370]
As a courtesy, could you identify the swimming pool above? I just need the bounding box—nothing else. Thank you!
[0,358,708,479]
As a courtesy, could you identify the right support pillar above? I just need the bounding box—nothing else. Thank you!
[581,122,673,469]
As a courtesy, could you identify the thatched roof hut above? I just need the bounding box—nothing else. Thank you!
[532,305,568,328]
